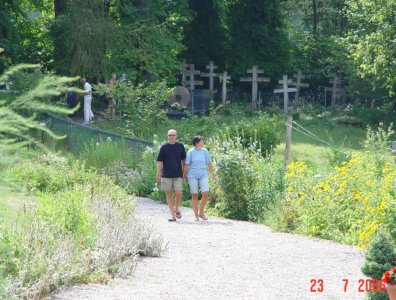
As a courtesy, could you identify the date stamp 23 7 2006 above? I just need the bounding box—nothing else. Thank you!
[310,278,387,293]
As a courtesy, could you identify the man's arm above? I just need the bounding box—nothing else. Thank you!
[156,161,163,182]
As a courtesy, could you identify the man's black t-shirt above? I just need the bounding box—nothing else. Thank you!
[157,142,186,178]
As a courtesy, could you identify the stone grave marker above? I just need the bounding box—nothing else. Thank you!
[240,66,270,108]
[168,86,190,108]
[274,75,297,112]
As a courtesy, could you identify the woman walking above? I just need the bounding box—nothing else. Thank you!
[183,136,216,221]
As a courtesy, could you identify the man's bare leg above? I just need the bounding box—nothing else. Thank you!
[174,190,182,218]
[166,191,176,220]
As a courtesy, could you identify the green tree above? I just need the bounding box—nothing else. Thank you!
[50,0,188,82]
[51,0,115,79]
[113,0,188,82]
[0,0,53,72]
[225,0,290,79]
[182,0,226,70]
[284,0,350,80]
[343,0,396,96]
[0,0,23,71]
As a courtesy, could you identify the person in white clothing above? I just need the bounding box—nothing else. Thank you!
[80,78,94,124]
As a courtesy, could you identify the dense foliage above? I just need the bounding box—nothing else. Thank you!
[182,0,226,70]
[280,125,396,249]
[226,0,290,79]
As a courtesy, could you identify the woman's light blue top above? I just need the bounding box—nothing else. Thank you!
[186,147,211,179]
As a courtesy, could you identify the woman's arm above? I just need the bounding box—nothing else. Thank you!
[183,161,188,180]
[208,162,216,181]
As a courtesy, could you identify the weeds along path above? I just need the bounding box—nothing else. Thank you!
[53,198,366,300]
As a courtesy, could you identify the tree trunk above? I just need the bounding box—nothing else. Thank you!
[54,0,67,17]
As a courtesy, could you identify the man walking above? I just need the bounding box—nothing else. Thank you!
[80,78,94,124]
[156,129,186,222]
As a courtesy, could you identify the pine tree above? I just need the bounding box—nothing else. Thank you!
[182,0,226,70]
[361,232,395,300]
[226,0,290,79]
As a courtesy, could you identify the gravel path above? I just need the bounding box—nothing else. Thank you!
[53,198,367,300]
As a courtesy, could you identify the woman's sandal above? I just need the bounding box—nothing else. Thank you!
[175,210,182,219]
[199,213,208,221]
[168,216,176,222]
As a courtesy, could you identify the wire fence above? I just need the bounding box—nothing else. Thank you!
[45,114,153,155]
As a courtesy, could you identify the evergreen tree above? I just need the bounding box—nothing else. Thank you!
[113,0,188,82]
[361,232,394,300]
[182,0,226,70]
[226,0,290,79]
[51,0,187,81]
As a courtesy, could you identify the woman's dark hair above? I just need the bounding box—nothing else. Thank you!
[192,135,203,146]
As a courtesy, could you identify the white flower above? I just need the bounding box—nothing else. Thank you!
[222,141,228,148]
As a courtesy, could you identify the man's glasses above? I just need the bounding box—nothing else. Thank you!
[168,134,176,136]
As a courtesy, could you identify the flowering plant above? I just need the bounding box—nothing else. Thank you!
[382,267,396,285]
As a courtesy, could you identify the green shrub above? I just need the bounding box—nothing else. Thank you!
[353,106,396,127]
[248,159,285,222]
[295,102,326,117]
[227,115,282,156]
[207,134,283,221]
[266,105,282,116]
[94,80,171,137]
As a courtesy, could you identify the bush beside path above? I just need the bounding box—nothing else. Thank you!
[53,198,366,300]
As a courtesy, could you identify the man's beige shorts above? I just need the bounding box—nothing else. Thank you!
[161,177,183,192]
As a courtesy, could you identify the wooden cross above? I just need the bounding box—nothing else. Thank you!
[181,59,189,88]
[290,70,309,103]
[201,61,218,99]
[240,66,270,108]
[219,71,231,107]
[185,64,203,92]
[274,75,297,113]
[324,76,344,113]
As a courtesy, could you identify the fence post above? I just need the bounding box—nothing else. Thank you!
[392,141,396,163]
[285,116,292,165]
